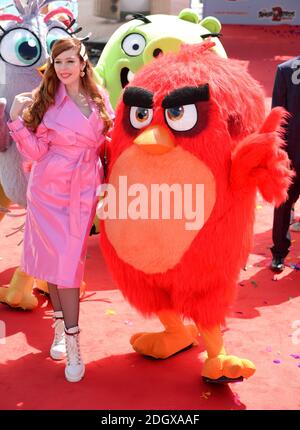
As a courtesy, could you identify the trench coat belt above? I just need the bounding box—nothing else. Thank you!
[49,145,98,238]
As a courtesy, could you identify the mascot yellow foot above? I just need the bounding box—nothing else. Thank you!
[0,184,10,223]
[202,354,256,382]
[198,324,256,384]
[0,267,38,310]
[130,310,199,359]
[34,279,49,294]
[0,269,86,310]
[0,188,39,310]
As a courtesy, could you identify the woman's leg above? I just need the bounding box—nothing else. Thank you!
[56,287,80,330]
[47,282,62,312]
[48,283,65,360]
[57,287,84,382]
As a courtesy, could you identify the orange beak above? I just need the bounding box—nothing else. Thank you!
[36,63,47,77]
[133,125,175,155]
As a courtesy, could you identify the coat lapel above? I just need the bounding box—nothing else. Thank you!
[51,83,98,141]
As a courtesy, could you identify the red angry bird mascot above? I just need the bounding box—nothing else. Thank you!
[99,41,293,383]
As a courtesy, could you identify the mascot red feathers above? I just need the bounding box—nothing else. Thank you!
[99,41,293,383]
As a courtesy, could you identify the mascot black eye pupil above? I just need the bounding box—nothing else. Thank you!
[168,106,184,120]
[136,108,149,121]
[19,40,38,60]
[133,44,139,51]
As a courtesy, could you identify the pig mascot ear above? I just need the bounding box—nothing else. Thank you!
[200,16,222,34]
[178,9,222,34]
[178,8,200,24]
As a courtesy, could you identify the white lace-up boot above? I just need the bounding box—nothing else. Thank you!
[64,326,85,382]
[50,311,66,360]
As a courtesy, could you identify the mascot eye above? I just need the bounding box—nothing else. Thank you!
[130,106,153,129]
[0,28,41,66]
[122,33,146,57]
[46,27,72,53]
[165,104,198,131]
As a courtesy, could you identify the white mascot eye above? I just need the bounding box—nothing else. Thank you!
[122,33,146,57]
[130,106,153,129]
[0,28,41,66]
[165,104,198,131]
[46,27,71,53]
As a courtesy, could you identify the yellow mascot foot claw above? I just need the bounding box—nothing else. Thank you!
[202,354,256,384]
[0,267,37,310]
[130,324,199,359]
[34,279,49,294]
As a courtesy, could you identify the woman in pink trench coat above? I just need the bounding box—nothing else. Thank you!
[8,38,114,382]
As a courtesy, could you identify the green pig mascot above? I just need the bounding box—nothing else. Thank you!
[95,8,227,108]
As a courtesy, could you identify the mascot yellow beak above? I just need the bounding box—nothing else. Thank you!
[133,125,175,155]
[36,63,47,77]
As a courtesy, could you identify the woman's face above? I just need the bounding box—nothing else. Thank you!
[54,47,84,85]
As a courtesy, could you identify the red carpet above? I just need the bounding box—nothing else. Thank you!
[1,25,300,410]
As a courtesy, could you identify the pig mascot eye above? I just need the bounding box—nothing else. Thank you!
[122,33,146,57]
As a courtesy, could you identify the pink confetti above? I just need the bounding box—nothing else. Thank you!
[290,354,300,359]
[273,359,281,364]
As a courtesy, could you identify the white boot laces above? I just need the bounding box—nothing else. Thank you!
[51,318,65,346]
[65,330,82,366]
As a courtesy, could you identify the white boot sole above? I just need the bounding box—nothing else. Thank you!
[65,367,85,383]
[50,349,66,360]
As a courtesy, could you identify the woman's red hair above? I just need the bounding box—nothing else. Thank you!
[23,38,113,134]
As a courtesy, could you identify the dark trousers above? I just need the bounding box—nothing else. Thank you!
[271,174,300,259]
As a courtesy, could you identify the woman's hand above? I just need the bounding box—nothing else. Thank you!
[10,92,33,121]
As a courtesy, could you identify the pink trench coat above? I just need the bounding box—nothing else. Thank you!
[8,83,114,288]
